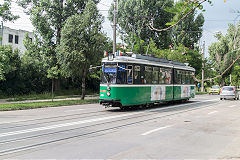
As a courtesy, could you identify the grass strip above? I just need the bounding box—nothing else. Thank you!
[7,95,78,102]
[0,99,99,111]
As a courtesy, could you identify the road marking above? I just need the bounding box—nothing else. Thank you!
[149,98,219,112]
[228,105,236,108]
[0,112,142,138]
[64,109,85,112]
[141,125,172,136]
[208,111,218,115]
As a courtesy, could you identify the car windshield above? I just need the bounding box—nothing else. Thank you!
[222,87,234,91]
[212,86,219,89]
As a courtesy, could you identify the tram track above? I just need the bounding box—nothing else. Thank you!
[0,99,222,156]
[0,110,108,130]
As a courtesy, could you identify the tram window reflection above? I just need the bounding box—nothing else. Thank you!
[191,72,195,84]
[175,70,182,84]
[145,66,152,84]
[186,72,190,84]
[127,65,133,84]
[134,65,141,84]
[182,71,186,84]
[159,68,165,84]
[153,67,159,84]
[165,68,172,84]
[117,65,127,84]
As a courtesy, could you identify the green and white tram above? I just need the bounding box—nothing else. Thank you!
[99,54,195,108]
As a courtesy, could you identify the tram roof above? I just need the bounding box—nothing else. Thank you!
[102,54,195,71]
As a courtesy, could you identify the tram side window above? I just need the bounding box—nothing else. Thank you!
[159,68,165,84]
[174,70,182,84]
[186,71,190,84]
[117,65,127,84]
[145,66,152,84]
[182,71,186,84]
[190,72,195,84]
[152,67,159,84]
[127,65,133,84]
[134,65,141,84]
[165,68,172,84]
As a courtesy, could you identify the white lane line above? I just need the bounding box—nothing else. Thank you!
[141,125,172,136]
[149,98,219,112]
[228,105,236,108]
[64,109,85,112]
[0,112,142,138]
[208,111,218,115]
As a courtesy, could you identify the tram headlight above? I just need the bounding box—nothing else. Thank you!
[107,86,111,91]
[107,92,111,96]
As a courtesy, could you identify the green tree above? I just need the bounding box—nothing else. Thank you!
[171,12,204,48]
[0,45,22,96]
[22,33,51,93]
[208,24,240,86]
[0,45,20,81]
[18,0,99,90]
[0,0,19,21]
[109,0,174,50]
[232,63,240,87]
[153,44,202,76]
[58,0,106,99]
[149,0,211,32]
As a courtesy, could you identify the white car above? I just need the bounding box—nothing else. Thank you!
[220,86,239,100]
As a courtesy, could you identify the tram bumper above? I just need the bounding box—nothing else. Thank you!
[100,99,121,107]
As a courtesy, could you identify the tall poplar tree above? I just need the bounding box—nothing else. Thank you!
[58,0,106,99]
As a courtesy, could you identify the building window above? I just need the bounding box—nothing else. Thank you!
[8,34,13,43]
[15,35,19,44]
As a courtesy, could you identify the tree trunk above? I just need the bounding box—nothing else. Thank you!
[51,79,54,102]
[222,76,225,86]
[54,79,61,90]
[81,68,87,100]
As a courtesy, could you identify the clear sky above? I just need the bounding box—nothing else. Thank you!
[2,0,240,57]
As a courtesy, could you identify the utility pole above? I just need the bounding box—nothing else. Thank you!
[201,41,205,92]
[112,0,117,56]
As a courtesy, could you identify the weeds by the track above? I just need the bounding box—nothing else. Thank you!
[0,99,99,111]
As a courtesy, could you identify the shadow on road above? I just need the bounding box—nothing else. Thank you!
[105,100,202,113]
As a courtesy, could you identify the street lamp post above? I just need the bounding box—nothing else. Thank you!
[112,0,117,56]
[201,41,205,92]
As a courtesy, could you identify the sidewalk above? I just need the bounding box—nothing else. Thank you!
[0,95,99,104]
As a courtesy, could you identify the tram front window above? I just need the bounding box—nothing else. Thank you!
[101,64,117,84]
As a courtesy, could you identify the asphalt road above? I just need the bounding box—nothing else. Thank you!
[0,94,240,159]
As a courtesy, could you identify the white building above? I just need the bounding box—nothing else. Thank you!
[0,26,33,54]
